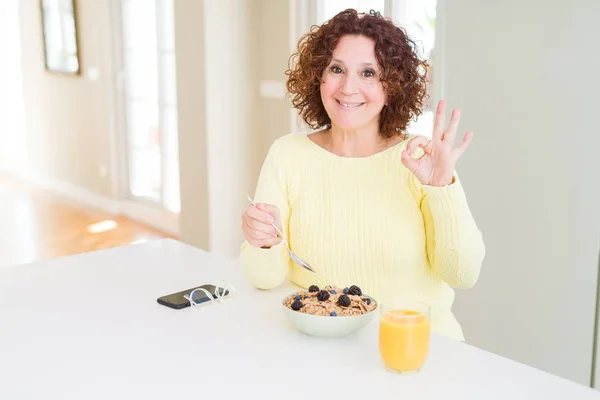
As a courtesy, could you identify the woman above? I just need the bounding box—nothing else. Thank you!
[240,9,485,341]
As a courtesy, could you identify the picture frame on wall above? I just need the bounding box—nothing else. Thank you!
[40,0,80,75]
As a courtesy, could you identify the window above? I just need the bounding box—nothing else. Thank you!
[388,0,437,137]
[317,0,385,23]
[121,0,180,213]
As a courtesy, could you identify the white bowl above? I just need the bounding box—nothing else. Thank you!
[281,294,378,338]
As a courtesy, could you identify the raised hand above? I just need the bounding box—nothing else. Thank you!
[401,100,473,186]
[241,202,283,248]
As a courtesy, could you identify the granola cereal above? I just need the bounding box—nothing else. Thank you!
[284,285,376,316]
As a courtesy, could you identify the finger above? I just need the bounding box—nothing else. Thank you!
[452,131,473,161]
[432,100,446,141]
[243,219,278,242]
[243,216,278,237]
[244,219,281,247]
[401,150,419,171]
[247,235,281,248]
[256,203,280,219]
[255,203,283,232]
[242,211,277,235]
[246,205,275,225]
[247,228,278,243]
[444,108,461,145]
[260,236,283,248]
[405,135,430,155]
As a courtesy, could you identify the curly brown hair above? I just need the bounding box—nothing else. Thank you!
[286,9,429,138]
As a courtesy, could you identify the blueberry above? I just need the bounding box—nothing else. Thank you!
[364,298,371,305]
[317,290,330,302]
[349,285,362,296]
[343,287,349,294]
[295,295,302,300]
[337,294,351,307]
[330,290,337,294]
[308,285,320,293]
[291,299,303,311]
[330,312,337,316]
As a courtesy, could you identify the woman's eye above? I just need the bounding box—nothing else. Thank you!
[363,69,376,78]
[330,66,343,74]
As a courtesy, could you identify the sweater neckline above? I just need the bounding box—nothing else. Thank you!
[302,132,410,160]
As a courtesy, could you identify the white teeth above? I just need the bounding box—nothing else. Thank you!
[339,102,363,108]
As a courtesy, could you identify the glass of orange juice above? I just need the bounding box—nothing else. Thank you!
[379,299,431,374]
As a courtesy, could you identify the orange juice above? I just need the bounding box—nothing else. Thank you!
[379,309,431,372]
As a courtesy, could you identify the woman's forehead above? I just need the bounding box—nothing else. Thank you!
[331,35,377,65]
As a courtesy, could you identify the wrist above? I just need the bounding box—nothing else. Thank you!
[424,175,456,187]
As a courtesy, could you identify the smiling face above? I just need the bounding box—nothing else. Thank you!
[320,34,387,132]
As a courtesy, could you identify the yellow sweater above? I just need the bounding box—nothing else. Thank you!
[240,133,485,341]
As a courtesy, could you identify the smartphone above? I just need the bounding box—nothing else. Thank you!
[157,284,230,309]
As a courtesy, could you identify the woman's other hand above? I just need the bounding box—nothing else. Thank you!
[241,202,283,248]
[401,100,473,186]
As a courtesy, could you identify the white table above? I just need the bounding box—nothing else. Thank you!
[0,239,598,399]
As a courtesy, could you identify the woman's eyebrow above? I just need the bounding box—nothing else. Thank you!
[331,58,376,67]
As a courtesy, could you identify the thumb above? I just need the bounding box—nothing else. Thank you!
[256,203,279,217]
[401,150,419,172]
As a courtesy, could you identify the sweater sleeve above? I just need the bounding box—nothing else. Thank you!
[415,173,486,289]
[240,142,292,290]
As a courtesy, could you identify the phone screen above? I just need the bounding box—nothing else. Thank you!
[157,284,229,309]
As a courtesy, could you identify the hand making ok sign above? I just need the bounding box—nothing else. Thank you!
[401,100,473,186]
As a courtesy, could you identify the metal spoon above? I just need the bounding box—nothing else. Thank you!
[246,195,315,273]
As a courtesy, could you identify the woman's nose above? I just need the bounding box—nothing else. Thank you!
[340,74,359,95]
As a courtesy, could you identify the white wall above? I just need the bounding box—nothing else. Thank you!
[175,0,261,256]
[0,0,26,170]
[203,0,260,256]
[442,0,600,386]
[174,0,210,251]
[10,0,117,198]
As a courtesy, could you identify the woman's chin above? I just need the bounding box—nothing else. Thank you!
[330,120,371,131]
